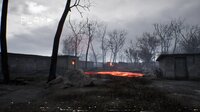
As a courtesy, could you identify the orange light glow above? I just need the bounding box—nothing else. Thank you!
[109,62,113,67]
[85,71,144,78]
[72,60,75,65]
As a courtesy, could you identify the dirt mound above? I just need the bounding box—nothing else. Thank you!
[48,69,93,88]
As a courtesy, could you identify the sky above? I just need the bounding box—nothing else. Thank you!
[0,0,200,56]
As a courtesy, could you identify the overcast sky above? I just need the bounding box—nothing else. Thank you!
[1,0,200,56]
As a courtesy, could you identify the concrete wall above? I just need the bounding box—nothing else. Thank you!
[158,55,200,80]
[0,53,78,78]
[78,61,94,70]
[187,55,200,80]
[159,57,175,79]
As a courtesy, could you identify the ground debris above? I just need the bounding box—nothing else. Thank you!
[47,69,94,89]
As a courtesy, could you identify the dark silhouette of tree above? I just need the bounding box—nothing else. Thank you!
[154,23,173,54]
[97,24,108,68]
[125,40,139,64]
[108,30,126,63]
[1,0,10,83]
[179,25,200,53]
[62,35,75,55]
[84,19,97,69]
[170,19,185,53]
[90,42,98,67]
[48,0,90,82]
[153,19,200,54]
[136,32,159,63]
[67,19,85,56]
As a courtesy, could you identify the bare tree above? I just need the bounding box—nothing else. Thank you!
[170,19,185,53]
[97,24,108,67]
[89,42,101,67]
[154,23,173,54]
[91,43,98,67]
[125,41,139,63]
[84,19,97,69]
[179,25,200,53]
[62,35,75,55]
[118,53,126,62]
[136,32,160,63]
[67,19,86,56]
[108,30,126,63]
[1,0,10,83]
[125,49,133,63]
[48,0,90,82]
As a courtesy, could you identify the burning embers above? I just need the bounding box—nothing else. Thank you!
[85,71,144,78]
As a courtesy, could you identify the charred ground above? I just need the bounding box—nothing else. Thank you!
[0,74,200,112]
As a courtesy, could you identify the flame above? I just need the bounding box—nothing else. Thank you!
[72,60,75,65]
[85,71,144,78]
[109,62,113,67]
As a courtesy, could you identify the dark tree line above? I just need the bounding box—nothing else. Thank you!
[108,30,126,63]
[125,19,200,64]
[62,20,127,66]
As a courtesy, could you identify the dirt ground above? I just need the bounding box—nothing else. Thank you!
[150,79,200,107]
[0,76,200,112]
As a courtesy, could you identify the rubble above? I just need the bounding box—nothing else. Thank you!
[47,69,94,88]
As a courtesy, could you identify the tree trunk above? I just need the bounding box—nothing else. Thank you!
[173,32,178,53]
[91,43,97,67]
[102,51,106,68]
[75,35,78,56]
[1,0,10,83]
[110,52,113,63]
[85,24,91,70]
[102,39,105,68]
[48,0,71,82]
[113,51,117,63]
[173,37,178,53]
[85,40,90,69]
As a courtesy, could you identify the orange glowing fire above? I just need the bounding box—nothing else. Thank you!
[109,62,113,67]
[85,71,144,78]
[72,60,75,65]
